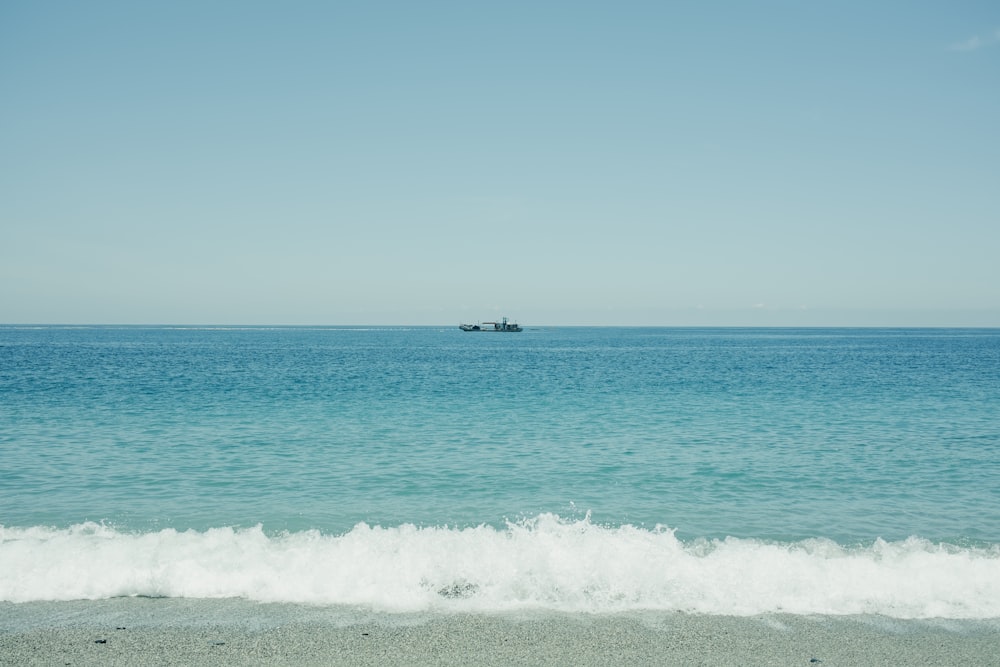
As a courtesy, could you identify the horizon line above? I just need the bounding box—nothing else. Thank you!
[3,323,999,330]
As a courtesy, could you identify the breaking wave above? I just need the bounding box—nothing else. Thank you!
[3,514,998,618]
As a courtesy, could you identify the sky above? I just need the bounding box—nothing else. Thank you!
[1,1,998,326]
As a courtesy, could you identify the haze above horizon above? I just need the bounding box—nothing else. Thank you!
[2,2,998,327]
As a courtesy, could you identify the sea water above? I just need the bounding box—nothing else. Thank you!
[1,326,999,618]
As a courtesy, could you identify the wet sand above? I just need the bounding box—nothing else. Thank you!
[2,599,999,666]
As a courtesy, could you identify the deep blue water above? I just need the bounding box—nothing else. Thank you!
[3,325,998,543]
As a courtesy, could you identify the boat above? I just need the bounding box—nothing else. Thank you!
[459,317,522,332]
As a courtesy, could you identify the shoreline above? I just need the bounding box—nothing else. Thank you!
[2,600,999,666]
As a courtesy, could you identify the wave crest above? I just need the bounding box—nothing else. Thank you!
[2,515,998,618]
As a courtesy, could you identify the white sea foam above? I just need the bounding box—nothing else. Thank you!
[2,515,998,618]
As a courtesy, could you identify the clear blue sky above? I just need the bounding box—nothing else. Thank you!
[2,1,998,325]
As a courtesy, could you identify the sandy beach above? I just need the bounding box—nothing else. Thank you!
[2,598,999,666]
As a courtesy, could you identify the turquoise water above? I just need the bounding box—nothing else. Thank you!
[2,326,999,616]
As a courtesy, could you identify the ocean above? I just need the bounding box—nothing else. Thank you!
[2,325,999,619]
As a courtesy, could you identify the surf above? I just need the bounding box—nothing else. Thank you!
[3,514,998,618]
